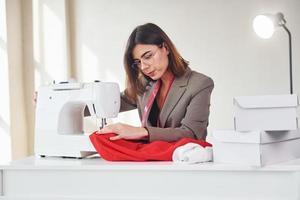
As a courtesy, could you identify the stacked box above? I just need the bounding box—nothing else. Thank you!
[212,94,300,166]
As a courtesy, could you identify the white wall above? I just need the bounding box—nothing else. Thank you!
[33,0,70,86]
[69,0,300,134]
[0,0,11,162]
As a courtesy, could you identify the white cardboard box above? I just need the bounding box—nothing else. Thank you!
[233,94,298,131]
[211,129,300,166]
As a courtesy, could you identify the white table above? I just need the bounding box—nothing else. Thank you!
[1,156,300,200]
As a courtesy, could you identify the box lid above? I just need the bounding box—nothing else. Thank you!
[212,130,300,144]
[233,94,298,109]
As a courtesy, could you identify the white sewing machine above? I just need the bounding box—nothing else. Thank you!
[34,81,120,158]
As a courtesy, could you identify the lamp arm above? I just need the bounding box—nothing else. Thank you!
[282,24,293,94]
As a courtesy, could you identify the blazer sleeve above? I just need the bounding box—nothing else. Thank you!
[146,77,214,142]
[120,91,137,112]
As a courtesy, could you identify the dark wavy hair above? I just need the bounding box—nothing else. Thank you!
[124,23,189,103]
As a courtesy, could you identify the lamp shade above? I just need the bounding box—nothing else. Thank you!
[253,13,286,39]
[253,15,275,39]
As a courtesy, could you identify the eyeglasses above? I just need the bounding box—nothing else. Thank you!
[131,47,161,70]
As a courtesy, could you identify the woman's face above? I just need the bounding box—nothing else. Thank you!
[132,44,169,80]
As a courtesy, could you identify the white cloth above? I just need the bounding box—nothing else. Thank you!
[172,143,213,164]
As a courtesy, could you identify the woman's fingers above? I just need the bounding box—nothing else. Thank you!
[96,123,125,140]
[98,123,121,134]
[109,134,122,141]
[96,124,147,140]
[98,125,113,134]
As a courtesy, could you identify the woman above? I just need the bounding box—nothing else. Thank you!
[99,23,214,142]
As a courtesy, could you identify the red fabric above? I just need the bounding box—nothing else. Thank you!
[89,132,212,161]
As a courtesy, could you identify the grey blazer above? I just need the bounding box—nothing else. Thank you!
[120,67,214,142]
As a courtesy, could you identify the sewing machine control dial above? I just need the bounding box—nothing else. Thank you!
[51,82,83,90]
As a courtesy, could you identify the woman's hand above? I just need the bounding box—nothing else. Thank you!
[98,123,148,141]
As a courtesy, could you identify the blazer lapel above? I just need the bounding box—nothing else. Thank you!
[159,68,191,127]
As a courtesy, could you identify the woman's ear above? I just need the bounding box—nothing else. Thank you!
[162,42,169,55]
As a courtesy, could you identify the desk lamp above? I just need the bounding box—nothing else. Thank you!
[253,13,293,94]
